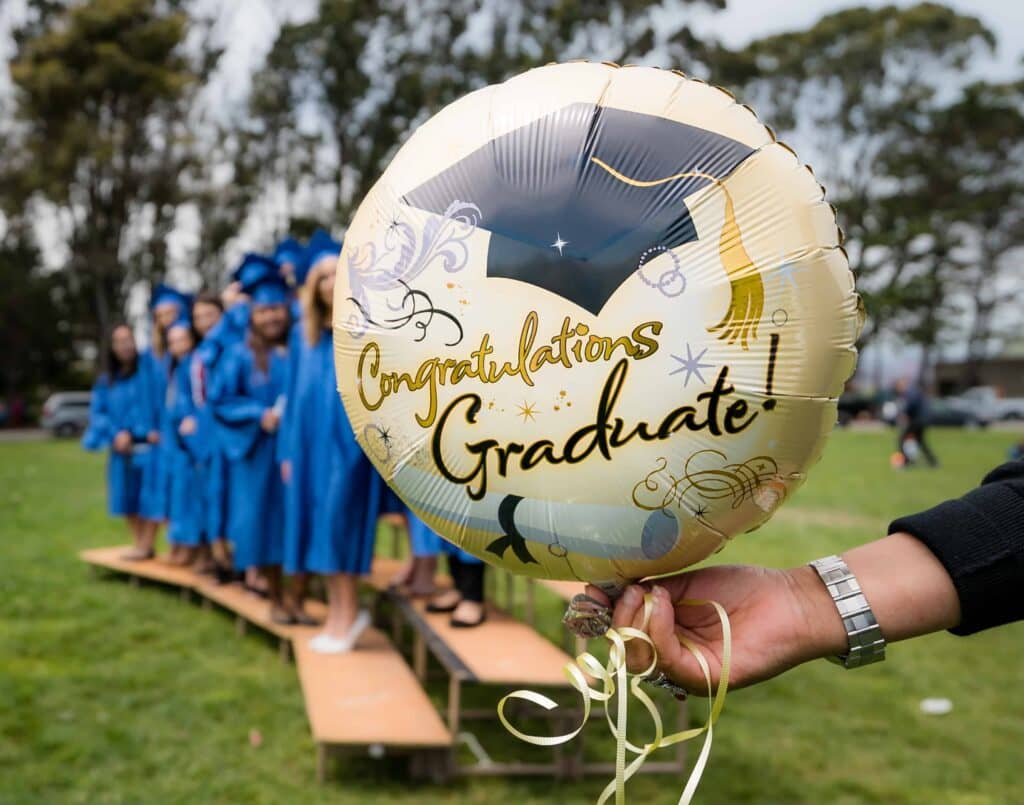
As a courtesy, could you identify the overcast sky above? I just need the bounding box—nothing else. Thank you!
[1,0,1019,375]
[2,0,1021,108]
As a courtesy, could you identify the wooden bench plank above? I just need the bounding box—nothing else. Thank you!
[80,545,205,590]
[399,596,572,688]
[199,580,327,641]
[293,626,451,748]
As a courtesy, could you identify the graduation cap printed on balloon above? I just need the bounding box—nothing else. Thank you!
[402,102,763,346]
[235,253,290,305]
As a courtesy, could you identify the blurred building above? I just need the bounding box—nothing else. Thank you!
[935,337,1024,396]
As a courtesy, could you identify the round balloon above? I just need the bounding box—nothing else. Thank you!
[334,62,862,591]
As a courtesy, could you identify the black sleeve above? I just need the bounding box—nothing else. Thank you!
[888,460,1024,636]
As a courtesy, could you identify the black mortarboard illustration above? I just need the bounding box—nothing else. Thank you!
[402,102,756,315]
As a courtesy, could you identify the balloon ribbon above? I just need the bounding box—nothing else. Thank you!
[498,596,731,804]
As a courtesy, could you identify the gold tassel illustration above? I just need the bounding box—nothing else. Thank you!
[591,157,764,349]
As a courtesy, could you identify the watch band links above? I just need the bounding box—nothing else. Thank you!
[808,554,886,669]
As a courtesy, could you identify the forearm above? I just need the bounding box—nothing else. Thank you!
[790,532,961,660]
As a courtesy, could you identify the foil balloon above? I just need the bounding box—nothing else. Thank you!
[334,62,862,593]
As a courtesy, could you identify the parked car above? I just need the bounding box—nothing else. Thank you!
[925,399,988,428]
[41,391,92,437]
[881,397,988,428]
[949,386,1024,422]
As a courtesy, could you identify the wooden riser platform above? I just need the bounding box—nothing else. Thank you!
[80,545,686,782]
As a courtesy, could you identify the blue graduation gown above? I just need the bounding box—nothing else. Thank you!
[406,510,481,564]
[210,340,289,570]
[82,369,159,517]
[282,329,382,575]
[196,302,249,540]
[164,355,206,547]
[138,348,171,521]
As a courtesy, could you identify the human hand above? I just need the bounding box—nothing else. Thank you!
[178,416,197,436]
[260,409,280,433]
[113,431,132,453]
[221,282,245,307]
[586,564,846,694]
[146,430,160,444]
[281,460,291,483]
[380,513,406,528]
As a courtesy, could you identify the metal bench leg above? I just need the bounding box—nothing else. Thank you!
[316,743,328,783]
[447,675,462,735]
[413,632,427,681]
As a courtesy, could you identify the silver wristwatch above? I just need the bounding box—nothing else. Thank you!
[808,555,886,669]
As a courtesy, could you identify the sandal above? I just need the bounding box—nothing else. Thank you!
[269,606,297,625]
[289,608,322,627]
[426,591,461,613]
[451,611,487,628]
[121,547,155,562]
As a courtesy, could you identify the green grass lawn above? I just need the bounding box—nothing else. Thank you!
[2,429,1022,804]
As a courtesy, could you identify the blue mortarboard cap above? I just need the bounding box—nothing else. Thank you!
[150,283,192,312]
[300,229,342,285]
[167,310,193,334]
[273,237,304,271]
[239,254,290,306]
[232,252,276,288]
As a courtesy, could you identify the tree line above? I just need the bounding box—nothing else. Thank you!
[1,0,1020,401]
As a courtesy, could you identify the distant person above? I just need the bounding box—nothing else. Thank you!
[895,378,938,468]
[594,458,1023,694]
[178,291,229,576]
[82,323,161,560]
[195,282,252,581]
[139,284,193,537]
[209,257,292,622]
[162,317,203,566]
[281,234,385,651]
[411,514,488,628]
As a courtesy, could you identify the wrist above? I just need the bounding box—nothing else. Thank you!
[786,564,850,661]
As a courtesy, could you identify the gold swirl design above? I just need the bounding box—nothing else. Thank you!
[591,157,764,349]
[632,449,781,513]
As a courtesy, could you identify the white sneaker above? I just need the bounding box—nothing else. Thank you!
[344,609,372,650]
[308,610,372,655]
[308,632,351,654]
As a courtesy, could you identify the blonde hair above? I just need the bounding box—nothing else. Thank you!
[301,259,335,347]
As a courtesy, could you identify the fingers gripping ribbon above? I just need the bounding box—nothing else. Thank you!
[497,595,732,805]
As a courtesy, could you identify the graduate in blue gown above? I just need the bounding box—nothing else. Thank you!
[209,257,293,621]
[280,236,383,653]
[194,277,255,582]
[179,291,229,576]
[412,512,488,628]
[138,283,193,547]
[82,323,161,559]
[162,316,205,564]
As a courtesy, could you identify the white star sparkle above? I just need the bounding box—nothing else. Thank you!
[550,233,569,256]
[670,343,714,388]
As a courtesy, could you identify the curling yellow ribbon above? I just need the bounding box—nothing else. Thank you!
[498,595,731,805]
